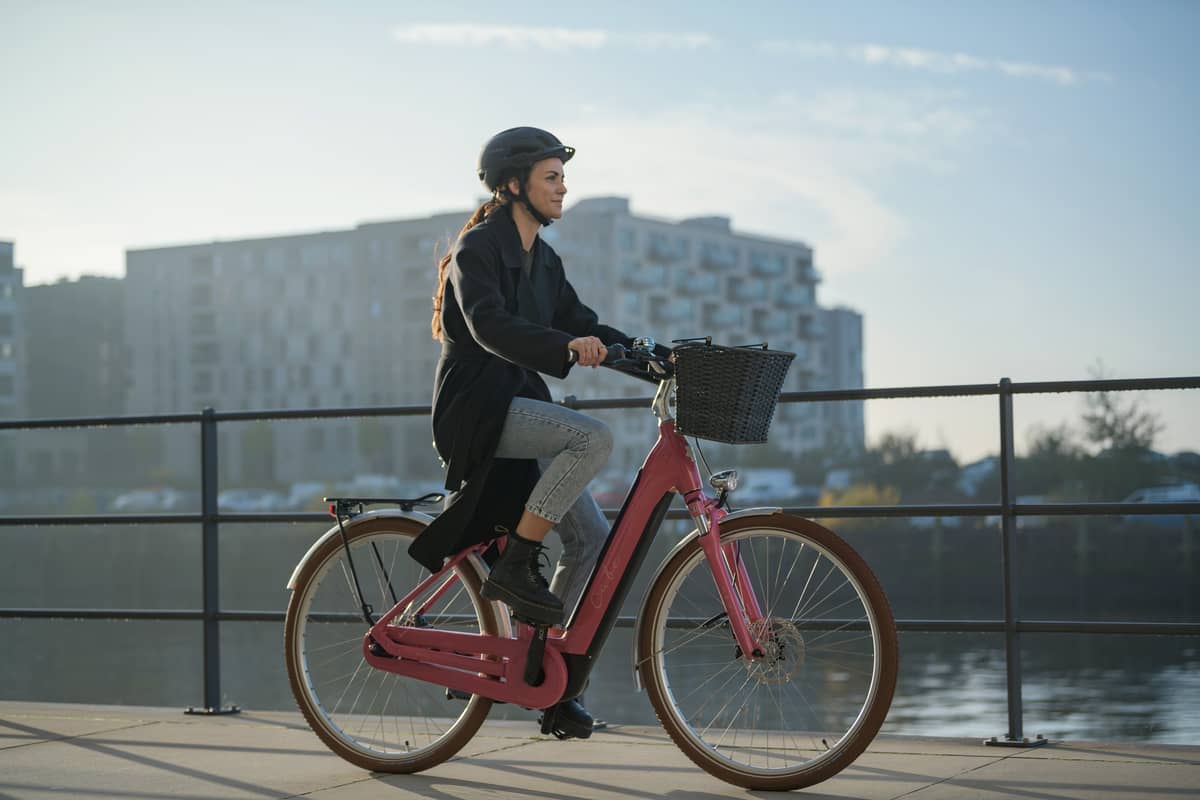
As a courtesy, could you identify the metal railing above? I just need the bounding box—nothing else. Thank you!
[2,375,1199,739]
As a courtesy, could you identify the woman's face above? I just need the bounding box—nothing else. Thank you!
[511,157,567,220]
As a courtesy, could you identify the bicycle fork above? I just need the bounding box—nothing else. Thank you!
[683,490,767,659]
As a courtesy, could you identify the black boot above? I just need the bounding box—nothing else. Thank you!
[480,532,564,626]
[539,697,594,740]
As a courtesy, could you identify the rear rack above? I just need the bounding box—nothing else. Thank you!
[325,494,445,519]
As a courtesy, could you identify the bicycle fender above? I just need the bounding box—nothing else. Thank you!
[285,508,437,590]
[631,506,783,691]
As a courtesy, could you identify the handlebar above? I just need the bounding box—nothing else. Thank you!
[593,340,676,383]
[566,339,673,382]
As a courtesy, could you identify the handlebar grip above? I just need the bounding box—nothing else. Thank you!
[603,344,627,365]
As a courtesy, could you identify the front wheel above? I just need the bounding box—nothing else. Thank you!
[637,513,898,791]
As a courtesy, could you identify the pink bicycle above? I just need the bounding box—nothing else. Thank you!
[284,339,898,791]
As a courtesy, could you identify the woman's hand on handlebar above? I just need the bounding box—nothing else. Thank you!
[568,336,608,368]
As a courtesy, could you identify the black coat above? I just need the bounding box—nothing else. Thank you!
[408,206,635,572]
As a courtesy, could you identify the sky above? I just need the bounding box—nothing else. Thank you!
[2,1,1197,462]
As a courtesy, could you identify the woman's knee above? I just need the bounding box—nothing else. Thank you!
[577,417,613,459]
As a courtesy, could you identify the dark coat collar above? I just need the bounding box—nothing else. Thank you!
[487,205,550,322]
[489,204,543,273]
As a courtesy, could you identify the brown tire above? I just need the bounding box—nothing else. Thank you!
[285,515,501,772]
[636,513,898,790]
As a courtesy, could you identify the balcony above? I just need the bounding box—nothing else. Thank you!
[649,297,694,325]
[699,243,738,270]
[796,261,822,283]
[673,271,719,295]
[777,286,814,309]
[619,262,666,289]
[749,250,787,277]
[730,279,767,303]
[753,310,793,338]
[703,304,744,327]
[646,233,689,263]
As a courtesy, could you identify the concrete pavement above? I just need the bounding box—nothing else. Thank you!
[1,701,1197,799]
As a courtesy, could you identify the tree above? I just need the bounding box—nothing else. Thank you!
[1081,362,1164,452]
[1018,423,1087,499]
[818,483,901,531]
[855,430,959,503]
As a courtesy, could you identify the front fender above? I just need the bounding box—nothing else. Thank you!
[631,507,783,691]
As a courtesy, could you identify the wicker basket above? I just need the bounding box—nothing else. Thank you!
[673,343,795,444]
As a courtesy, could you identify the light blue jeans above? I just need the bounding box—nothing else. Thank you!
[493,397,613,617]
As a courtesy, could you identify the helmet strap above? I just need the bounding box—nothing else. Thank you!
[500,171,553,227]
[520,193,553,227]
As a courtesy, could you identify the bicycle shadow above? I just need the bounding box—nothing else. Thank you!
[371,756,867,800]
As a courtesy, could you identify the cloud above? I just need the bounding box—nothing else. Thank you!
[392,23,714,52]
[563,110,910,277]
[759,40,1107,86]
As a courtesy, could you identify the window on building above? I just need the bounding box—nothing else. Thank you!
[331,241,352,266]
[191,254,214,278]
[191,341,219,364]
[617,228,636,252]
[0,282,11,298]
[193,370,213,393]
[0,314,12,336]
[302,243,329,267]
[0,343,12,359]
[262,367,275,391]
[190,284,213,306]
[191,312,216,335]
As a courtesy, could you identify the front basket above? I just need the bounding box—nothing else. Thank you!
[673,343,795,444]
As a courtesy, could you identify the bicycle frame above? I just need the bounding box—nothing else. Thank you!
[361,378,769,709]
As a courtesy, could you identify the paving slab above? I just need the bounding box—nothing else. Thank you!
[0,702,1196,800]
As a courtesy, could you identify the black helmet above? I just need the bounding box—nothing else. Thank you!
[477,127,575,191]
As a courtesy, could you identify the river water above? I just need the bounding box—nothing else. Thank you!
[2,516,1197,744]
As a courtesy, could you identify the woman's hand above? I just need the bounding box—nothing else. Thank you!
[568,336,607,368]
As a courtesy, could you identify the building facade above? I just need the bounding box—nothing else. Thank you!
[122,198,863,486]
[0,241,24,483]
[0,241,23,421]
[24,276,128,418]
[124,215,464,485]
[546,197,864,466]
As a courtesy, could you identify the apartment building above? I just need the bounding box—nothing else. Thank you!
[0,241,23,422]
[122,198,863,484]
[548,197,864,465]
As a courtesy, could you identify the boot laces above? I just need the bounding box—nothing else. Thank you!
[526,541,553,589]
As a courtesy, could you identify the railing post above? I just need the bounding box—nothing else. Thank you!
[988,378,1043,746]
[187,407,239,715]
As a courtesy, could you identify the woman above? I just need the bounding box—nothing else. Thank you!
[408,126,637,738]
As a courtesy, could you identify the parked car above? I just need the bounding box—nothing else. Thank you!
[217,488,287,512]
[286,481,329,510]
[111,488,185,512]
[1122,482,1200,527]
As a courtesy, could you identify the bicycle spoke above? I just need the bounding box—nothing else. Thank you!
[644,523,896,787]
[288,527,493,768]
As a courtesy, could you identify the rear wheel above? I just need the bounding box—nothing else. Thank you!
[637,513,898,790]
[285,516,500,772]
